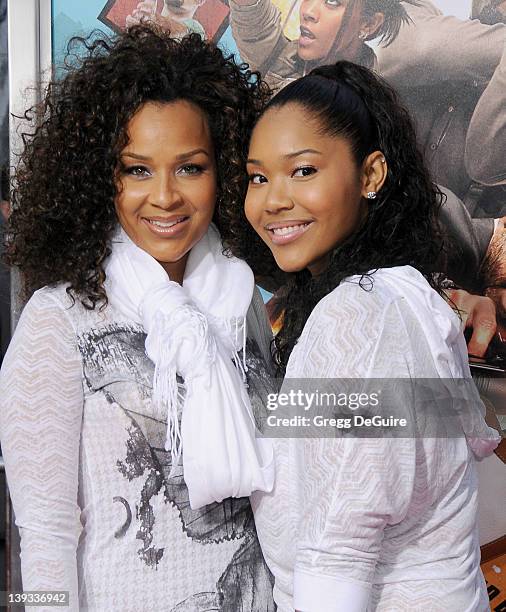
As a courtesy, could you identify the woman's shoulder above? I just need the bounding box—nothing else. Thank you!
[21,284,109,333]
[22,284,83,321]
[303,265,440,350]
[294,267,441,377]
[3,285,85,373]
[290,270,410,378]
[310,266,411,324]
[27,283,74,308]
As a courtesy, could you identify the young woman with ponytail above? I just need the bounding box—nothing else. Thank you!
[222,61,500,611]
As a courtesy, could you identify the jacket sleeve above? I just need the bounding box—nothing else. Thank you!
[377,0,506,87]
[0,290,83,611]
[465,40,506,186]
[229,0,284,71]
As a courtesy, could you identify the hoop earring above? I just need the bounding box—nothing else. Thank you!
[367,191,377,200]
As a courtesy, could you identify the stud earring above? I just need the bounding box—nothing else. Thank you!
[367,191,377,200]
[359,31,368,40]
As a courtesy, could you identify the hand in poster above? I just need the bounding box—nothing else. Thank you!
[483,215,506,319]
[125,0,157,25]
[452,215,506,360]
[486,286,506,320]
[447,289,497,358]
[125,1,187,36]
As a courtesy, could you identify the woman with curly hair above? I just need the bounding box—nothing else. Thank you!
[0,25,276,611]
[222,61,500,610]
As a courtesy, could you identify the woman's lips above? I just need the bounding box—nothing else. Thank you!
[142,216,190,237]
[266,221,313,245]
[299,25,316,47]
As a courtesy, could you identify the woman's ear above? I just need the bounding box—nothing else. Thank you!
[361,151,388,199]
[358,12,385,40]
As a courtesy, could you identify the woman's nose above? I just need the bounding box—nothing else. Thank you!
[150,174,181,209]
[301,0,320,23]
[264,182,295,214]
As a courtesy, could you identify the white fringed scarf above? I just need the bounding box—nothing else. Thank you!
[104,223,274,509]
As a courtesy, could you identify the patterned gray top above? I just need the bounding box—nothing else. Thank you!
[0,283,276,612]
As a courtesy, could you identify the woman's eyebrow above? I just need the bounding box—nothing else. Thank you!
[175,148,210,161]
[284,148,322,159]
[248,148,322,165]
[121,152,151,161]
[121,148,210,161]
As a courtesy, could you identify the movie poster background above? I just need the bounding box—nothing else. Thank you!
[0,0,503,607]
[55,0,506,417]
[52,0,505,422]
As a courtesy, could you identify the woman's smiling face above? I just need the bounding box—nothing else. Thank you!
[115,100,217,283]
[245,103,368,276]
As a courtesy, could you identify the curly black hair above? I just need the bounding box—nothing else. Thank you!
[6,24,270,308]
[221,60,448,373]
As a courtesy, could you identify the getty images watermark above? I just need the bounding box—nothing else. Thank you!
[248,378,494,439]
[265,389,407,430]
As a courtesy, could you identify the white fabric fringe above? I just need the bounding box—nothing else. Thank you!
[104,224,274,508]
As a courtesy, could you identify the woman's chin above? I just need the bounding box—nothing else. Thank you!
[273,257,306,275]
[296,42,323,63]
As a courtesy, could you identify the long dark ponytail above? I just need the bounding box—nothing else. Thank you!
[265,61,446,372]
